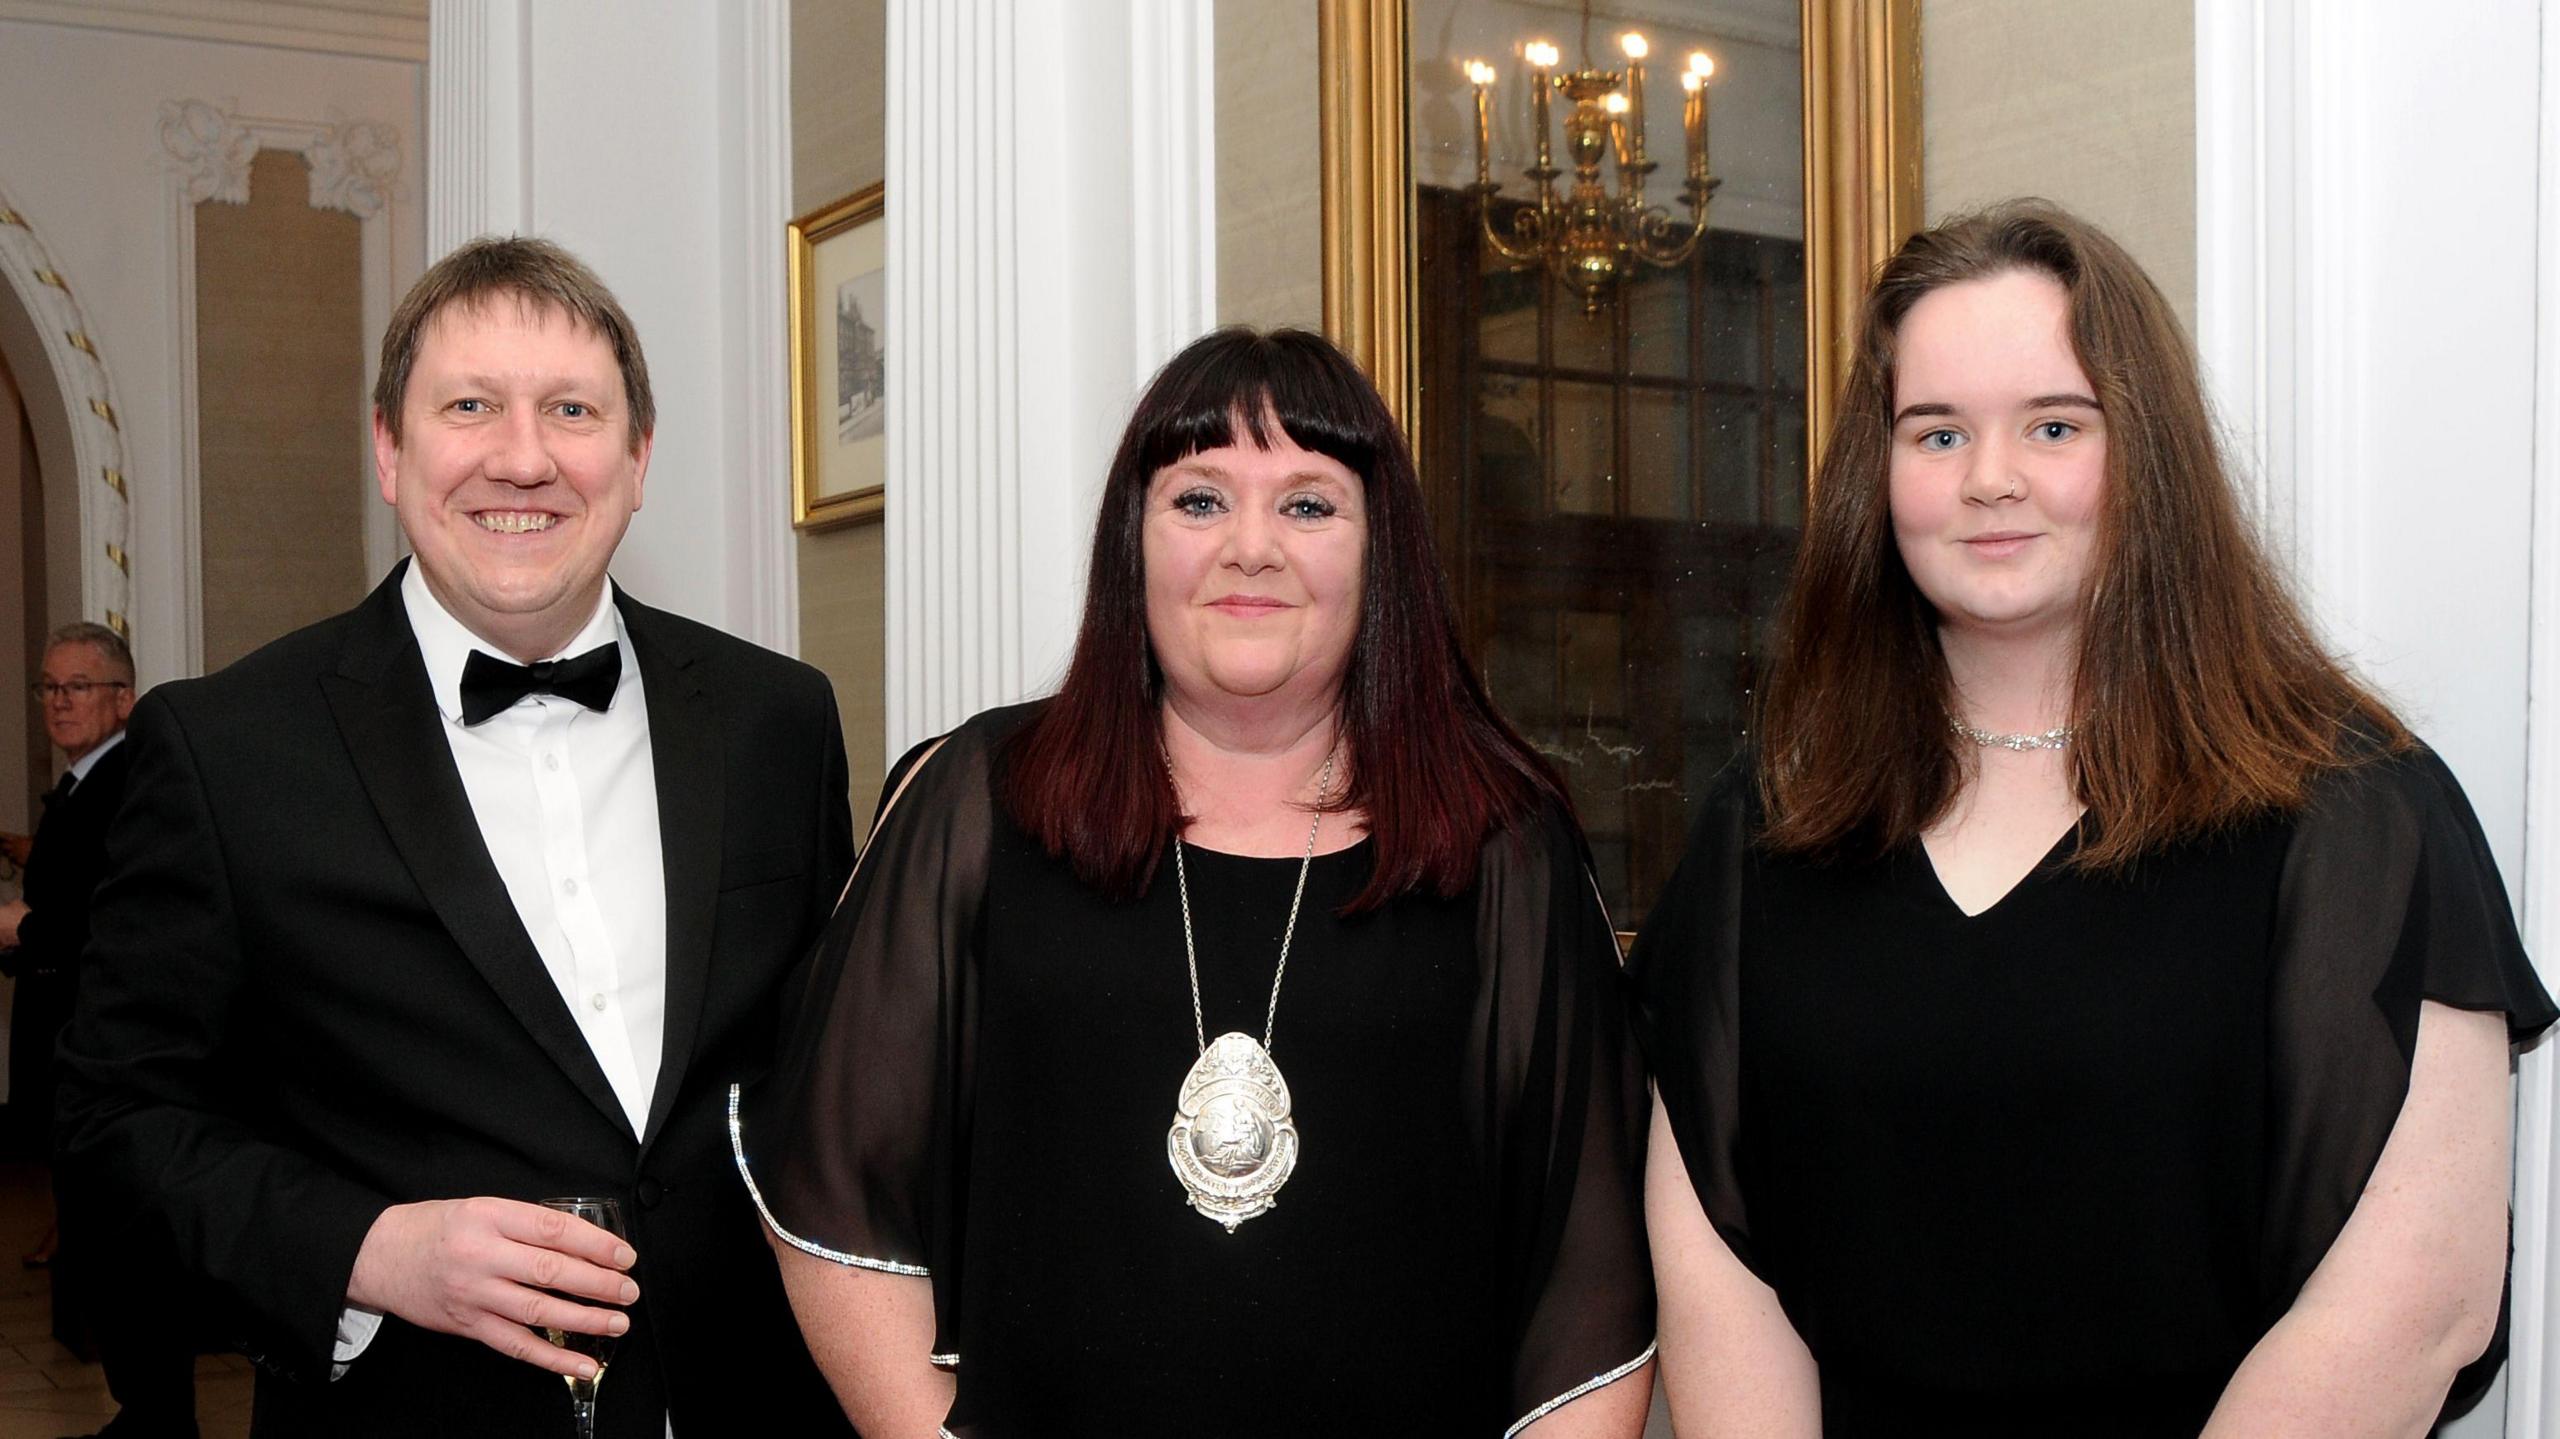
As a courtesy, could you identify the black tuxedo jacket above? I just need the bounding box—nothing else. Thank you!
[56,567,856,1438]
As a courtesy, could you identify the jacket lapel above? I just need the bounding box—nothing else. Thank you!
[321,569,631,1134]
[621,595,722,1149]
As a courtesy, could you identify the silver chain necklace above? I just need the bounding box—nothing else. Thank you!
[1949,715,2075,751]
[1163,751,1333,1233]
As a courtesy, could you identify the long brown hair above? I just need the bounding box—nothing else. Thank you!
[1002,327,1565,912]
[1758,200,2405,867]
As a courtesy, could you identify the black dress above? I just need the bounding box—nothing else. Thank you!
[1631,742,2558,1436]
[736,704,1654,1436]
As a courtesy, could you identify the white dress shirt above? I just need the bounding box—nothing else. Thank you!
[400,564,669,1128]
[61,728,126,789]
[337,567,671,1397]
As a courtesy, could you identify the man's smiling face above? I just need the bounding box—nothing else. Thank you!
[373,295,650,662]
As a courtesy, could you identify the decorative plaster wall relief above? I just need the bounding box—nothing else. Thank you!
[158,99,257,205]
[305,120,402,219]
[158,101,406,218]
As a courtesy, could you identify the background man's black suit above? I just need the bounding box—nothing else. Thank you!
[10,738,130,1149]
[56,568,855,1438]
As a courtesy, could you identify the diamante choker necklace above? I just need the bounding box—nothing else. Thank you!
[1949,716,2074,751]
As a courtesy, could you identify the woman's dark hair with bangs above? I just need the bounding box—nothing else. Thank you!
[1002,326,1564,912]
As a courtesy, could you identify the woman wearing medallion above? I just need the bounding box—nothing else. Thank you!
[735,327,1655,1436]
[1633,201,2556,1436]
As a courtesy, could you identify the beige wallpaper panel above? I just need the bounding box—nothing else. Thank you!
[792,0,887,216]
[797,523,887,819]
[194,150,369,673]
[792,0,890,816]
[1216,1,1323,330]
[1920,0,2196,334]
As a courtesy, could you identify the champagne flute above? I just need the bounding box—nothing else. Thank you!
[537,1195,626,1439]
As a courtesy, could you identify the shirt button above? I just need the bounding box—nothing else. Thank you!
[545,753,561,772]
[563,877,580,897]
[590,993,608,1012]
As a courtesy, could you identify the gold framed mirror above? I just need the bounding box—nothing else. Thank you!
[1319,0,1920,929]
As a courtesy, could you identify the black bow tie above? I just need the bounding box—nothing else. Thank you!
[459,644,622,726]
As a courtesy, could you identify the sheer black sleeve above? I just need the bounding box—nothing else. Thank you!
[1624,759,1758,1277]
[731,713,1000,1362]
[1475,802,1657,1434]
[2260,741,2556,1412]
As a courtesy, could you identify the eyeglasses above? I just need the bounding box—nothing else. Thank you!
[30,680,130,702]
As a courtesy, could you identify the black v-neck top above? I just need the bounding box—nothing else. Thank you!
[1632,743,2557,1435]
[1751,818,2286,1429]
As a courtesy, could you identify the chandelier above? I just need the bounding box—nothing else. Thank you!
[1465,8,1719,315]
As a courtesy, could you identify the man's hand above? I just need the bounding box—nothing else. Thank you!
[346,1197,638,1379]
[0,833,31,867]
[0,899,26,949]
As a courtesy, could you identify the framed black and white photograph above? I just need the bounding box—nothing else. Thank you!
[790,182,885,528]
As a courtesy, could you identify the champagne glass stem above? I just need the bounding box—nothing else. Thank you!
[572,1395,598,1439]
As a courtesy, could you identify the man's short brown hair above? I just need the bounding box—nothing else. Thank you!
[372,236,654,455]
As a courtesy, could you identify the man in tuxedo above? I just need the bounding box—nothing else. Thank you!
[2,624,136,1160]
[2,625,200,1439]
[56,238,855,1437]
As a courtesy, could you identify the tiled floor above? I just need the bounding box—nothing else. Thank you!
[0,1163,249,1439]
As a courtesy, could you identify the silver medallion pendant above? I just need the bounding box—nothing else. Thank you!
[1166,1031,1299,1232]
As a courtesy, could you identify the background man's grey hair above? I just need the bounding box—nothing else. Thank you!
[45,622,134,683]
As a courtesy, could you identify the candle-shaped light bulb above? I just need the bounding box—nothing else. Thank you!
[1620,33,1649,166]
[1526,42,1558,175]
[1605,91,1633,168]
[1687,51,1715,80]
[1681,69,1708,186]
[1466,60,1496,186]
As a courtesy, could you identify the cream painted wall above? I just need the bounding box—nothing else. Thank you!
[791,0,889,815]
[0,353,28,839]
[1215,1,1321,329]
[1919,0,2197,333]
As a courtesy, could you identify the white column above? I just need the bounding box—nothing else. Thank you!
[2193,0,2367,642]
[721,0,799,654]
[1129,0,1220,373]
[427,0,528,249]
[883,0,1218,752]
[2198,3,2549,1434]
[2196,0,2537,850]
[2513,1,2560,1426]
[425,0,794,652]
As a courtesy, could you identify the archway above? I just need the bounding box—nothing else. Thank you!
[0,186,136,681]
[0,187,134,908]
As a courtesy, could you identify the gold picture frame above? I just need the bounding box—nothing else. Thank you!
[789,183,887,529]
[1316,0,1922,473]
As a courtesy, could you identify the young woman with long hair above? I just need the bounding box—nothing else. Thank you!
[1633,201,2554,1435]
